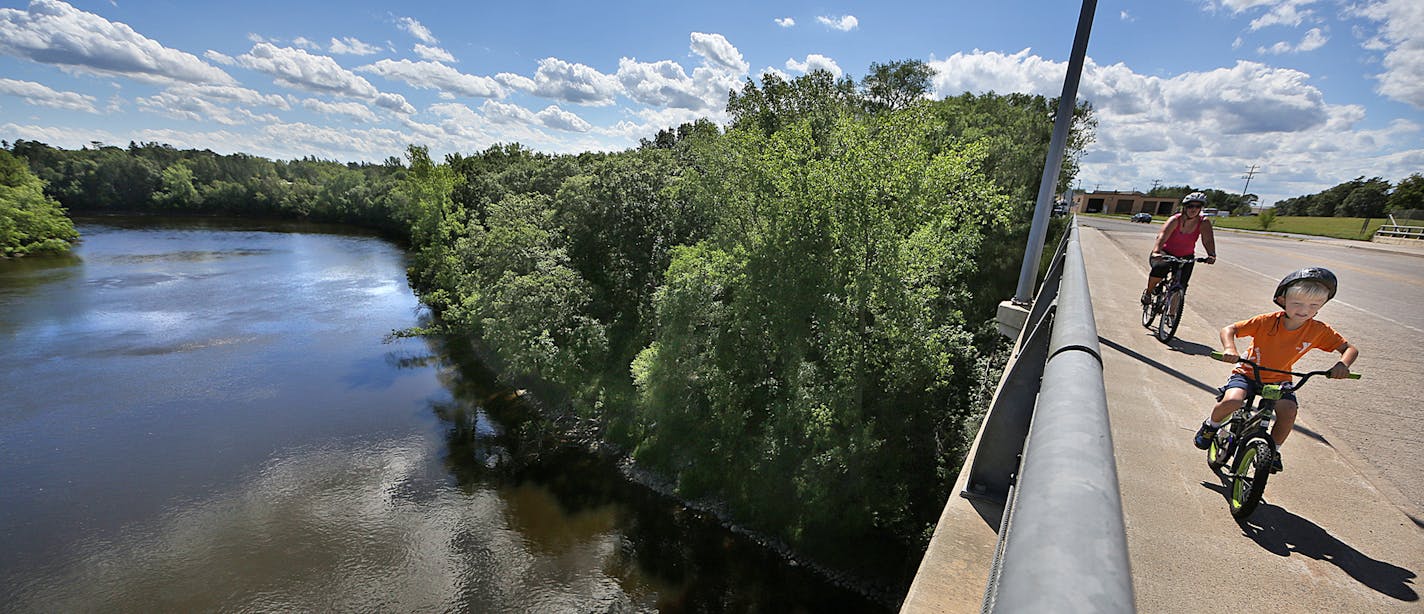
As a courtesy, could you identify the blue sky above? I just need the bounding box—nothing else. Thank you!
[1,0,1420,206]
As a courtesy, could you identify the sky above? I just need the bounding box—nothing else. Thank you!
[0,0,1420,206]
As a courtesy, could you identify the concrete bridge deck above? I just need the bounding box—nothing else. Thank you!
[904,219,1422,612]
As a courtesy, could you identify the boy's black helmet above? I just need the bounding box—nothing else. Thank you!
[1274,267,1338,304]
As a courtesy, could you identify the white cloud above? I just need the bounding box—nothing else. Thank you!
[1121,10,1134,22]
[0,77,98,112]
[1204,0,1320,31]
[397,16,437,44]
[238,43,381,97]
[500,57,622,106]
[330,37,382,56]
[690,32,748,75]
[0,0,236,85]
[923,48,1420,205]
[785,54,843,77]
[616,33,748,111]
[301,98,380,123]
[358,59,503,98]
[535,105,592,132]
[166,83,292,110]
[616,58,706,109]
[775,17,795,28]
[1354,0,1424,109]
[479,100,591,132]
[292,37,320,50]
[1259,27,1329,54]
[414,44,456,63]
[135,92,278,126]
[816,15,859,32]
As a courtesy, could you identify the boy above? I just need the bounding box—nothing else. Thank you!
[1192,267,1360,472]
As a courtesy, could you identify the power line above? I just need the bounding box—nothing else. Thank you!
[1241,164,1260,195]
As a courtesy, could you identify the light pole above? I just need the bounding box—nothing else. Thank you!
[1011,0,1098,306]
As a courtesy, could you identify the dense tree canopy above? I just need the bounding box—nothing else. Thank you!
[1273,175,1415,218]
[5,63,1095,567]
[0,149,77,256]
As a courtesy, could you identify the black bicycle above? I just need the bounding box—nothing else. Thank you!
[1204,352,1359,518]
[1141,255,1209,342]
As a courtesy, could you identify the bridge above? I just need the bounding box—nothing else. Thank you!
[901,216,1424,612]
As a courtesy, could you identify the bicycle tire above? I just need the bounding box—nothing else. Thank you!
[1229,436,1274,518]
[1156,289,1184,342]
[1207,421,1236,473]
[1141,292,1156,328]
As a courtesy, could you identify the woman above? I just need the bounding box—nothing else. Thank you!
[1142,192,1217,305]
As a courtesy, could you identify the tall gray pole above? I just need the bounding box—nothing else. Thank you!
[1012,0,1097,304]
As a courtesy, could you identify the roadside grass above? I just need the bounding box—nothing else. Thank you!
[1081,212,1387,241]
[1211,215,1386,240]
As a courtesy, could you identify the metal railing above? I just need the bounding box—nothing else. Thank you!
[968,219,1134,612]
[1374,224,1424,240]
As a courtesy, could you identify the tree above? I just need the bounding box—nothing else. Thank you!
[1339,178,1390,218]
[1388,173,1424,214]
[860,59,936,112]
[0,149,78,256]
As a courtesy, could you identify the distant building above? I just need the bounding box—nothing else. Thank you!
[1070,191,1180,216]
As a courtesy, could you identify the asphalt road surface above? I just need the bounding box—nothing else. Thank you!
[1082,215,1424,521]
[1079,215,1422,611]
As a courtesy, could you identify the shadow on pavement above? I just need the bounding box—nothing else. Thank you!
[1098,335,1218,395]
[1240,503,1420,602]
[1197,481,1419,602]
[1164,338,1215,356]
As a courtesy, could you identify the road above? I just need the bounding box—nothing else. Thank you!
[1079,216,1423,612]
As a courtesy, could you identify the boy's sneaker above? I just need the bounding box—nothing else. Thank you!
[1192,422,1218,450]
[1269,456,1283,473]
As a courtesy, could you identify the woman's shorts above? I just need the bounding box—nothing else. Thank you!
[1216,372,1297,404]
[1149,254,1196,286]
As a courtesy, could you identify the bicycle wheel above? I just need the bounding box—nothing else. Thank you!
[1229,436,1275,518]
[1155,289,1184,342]
[1141,292,1157,328]
[1207,421,1237,473]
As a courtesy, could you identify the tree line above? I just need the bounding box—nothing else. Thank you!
[4,62,1092,573]
[1272,174,1424,218]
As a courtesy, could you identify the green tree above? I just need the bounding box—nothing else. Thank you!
[154,162,201,209]
[1339,177,1390,218]
[0,149,78,256]
[860,59,936,112]
[1388,173,1424,214]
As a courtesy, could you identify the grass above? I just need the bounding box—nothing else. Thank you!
[1082,212,1387,241]
[1210,215,1386,240]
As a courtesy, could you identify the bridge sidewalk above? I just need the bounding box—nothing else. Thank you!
[1080,225,1422,612]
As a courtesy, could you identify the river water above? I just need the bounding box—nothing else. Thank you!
[0,219,890,613]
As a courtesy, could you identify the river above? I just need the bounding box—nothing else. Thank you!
[0,218,890,612]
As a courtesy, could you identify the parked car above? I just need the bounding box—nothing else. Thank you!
[1131,212,1153,223]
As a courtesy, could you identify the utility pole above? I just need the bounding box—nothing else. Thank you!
[1010,0,1098,306]
[1241,164,1259,196]
[1241,164,1260,214]
[1150,179,1161,194]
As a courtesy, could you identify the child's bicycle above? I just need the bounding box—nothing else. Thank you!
[1204,352,1360,518]
[1141,255,1209,342]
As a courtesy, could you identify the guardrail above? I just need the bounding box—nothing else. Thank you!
[964,219,1134,612]
[1374,224,1424,240]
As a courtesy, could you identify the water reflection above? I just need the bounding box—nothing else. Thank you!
[0,221,891,613]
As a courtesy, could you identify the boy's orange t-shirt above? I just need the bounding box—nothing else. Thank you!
[1232,311,1346,383]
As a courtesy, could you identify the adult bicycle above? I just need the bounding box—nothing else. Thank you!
[1204,352,1360,518]
[1141,255,1209,342]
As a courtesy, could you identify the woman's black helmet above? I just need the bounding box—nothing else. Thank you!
[1274,267,1337,305]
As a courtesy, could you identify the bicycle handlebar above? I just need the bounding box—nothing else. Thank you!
[1154,255,1212,264]
[1209,351,1360,391]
